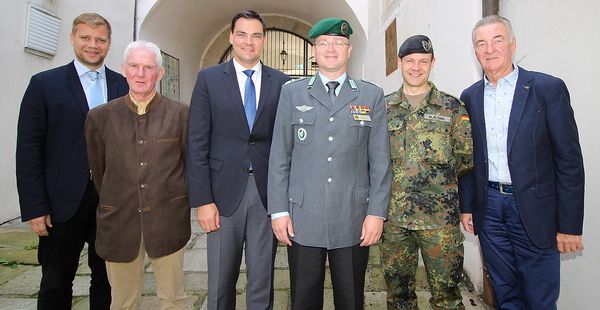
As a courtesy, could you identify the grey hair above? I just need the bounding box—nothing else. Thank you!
[472,15,516,46]
[123,40,163,68]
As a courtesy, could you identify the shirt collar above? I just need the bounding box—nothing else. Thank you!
[318,72,347,89]
[74,59,106,79]
[232,58,262,76]
[484,64,519,88]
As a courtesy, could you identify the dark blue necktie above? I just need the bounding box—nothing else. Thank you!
[243,70,256,131]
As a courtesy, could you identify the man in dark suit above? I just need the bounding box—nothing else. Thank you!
[16,13,128,309]
[187,10,289,309]
[459,15,584,309]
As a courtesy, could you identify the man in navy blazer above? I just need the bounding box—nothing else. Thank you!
[16,13,128,309]
[187,10,290,309]
[459,15,584,309]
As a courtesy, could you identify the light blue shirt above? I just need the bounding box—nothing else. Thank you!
[319,72,346,96]
[484,65,519,183]
[73,59,108,107]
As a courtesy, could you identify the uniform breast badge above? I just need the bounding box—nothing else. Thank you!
[297,128,307,141]
[350,105,372,122]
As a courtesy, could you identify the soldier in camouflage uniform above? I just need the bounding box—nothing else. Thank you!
[381,35,473,310]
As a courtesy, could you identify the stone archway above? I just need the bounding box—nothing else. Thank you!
[201,15,312,70]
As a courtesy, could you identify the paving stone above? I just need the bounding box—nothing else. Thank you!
[182,249,207,272]
[0,297,37,310]
[0,265,34,287]
[0,230,39,266]
[0,266,40,296]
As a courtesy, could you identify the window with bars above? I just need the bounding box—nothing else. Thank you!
[220,28,318,78]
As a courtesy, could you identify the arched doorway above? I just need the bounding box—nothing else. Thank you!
[220,28,317,78]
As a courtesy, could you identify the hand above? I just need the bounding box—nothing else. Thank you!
[196,203,220,233]
[29,215,52,236]
[360,215,384,247]
[272,216,294,246]
[460,213,474,234]
[556,233,584,254]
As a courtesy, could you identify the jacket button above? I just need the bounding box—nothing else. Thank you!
[327,177,333,183]
[328,136,334,142]
[140,184,147,190]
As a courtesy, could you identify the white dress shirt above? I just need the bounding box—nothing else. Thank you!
[232,58,262,109]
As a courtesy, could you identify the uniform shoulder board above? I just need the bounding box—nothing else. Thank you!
[360,79,383,89]
[440,90,462,104]
[284,77,307,85]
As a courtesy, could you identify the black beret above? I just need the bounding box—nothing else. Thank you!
[398,35,434,58]
[308,18,353,39]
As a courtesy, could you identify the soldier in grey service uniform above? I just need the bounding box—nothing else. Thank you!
[382,35,473,310]
[268,18,392,309]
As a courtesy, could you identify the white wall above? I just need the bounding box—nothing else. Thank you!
[501,1,600,308]
[365,0,486,293]
[0,0,133,223]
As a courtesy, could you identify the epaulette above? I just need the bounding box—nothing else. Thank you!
[440,90,463,104]
[284,77,307,85]
[361,79,382,89]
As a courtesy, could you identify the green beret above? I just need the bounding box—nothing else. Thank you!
[398,35,434,58]
[308,18,353,39]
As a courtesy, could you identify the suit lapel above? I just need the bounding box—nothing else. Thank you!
[255,66,272,126]
[105,67,121,101]
[308,75,332,110]
[222,61,249,131]
[331,78,358,115]
[472,80,487,157]
[66,62,89,116]
[507,67,533,154]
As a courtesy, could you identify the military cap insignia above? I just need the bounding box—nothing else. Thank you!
[422,40,432,52]
[341,22,349,35]
[295,105,314,112]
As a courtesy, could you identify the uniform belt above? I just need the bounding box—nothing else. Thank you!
[488,181,513,194]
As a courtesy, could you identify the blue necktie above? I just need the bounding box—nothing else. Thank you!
[243,70,256,131]
[86,70,104,109]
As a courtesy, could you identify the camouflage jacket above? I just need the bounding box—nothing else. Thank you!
[385,82,473,229]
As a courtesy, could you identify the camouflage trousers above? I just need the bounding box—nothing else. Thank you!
[381,224,465,310]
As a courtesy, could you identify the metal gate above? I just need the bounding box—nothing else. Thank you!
[220,28,318,78]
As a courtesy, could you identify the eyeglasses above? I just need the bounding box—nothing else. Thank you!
[314,40,350,48]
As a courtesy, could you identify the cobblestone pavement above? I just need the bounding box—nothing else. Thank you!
[0,217,491,309]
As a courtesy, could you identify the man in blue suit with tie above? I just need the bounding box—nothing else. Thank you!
[459,15,585,309]
[16,13,128,309]
[187,10,289,309]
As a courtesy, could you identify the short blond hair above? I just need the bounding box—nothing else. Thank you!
[72,13,112,38]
